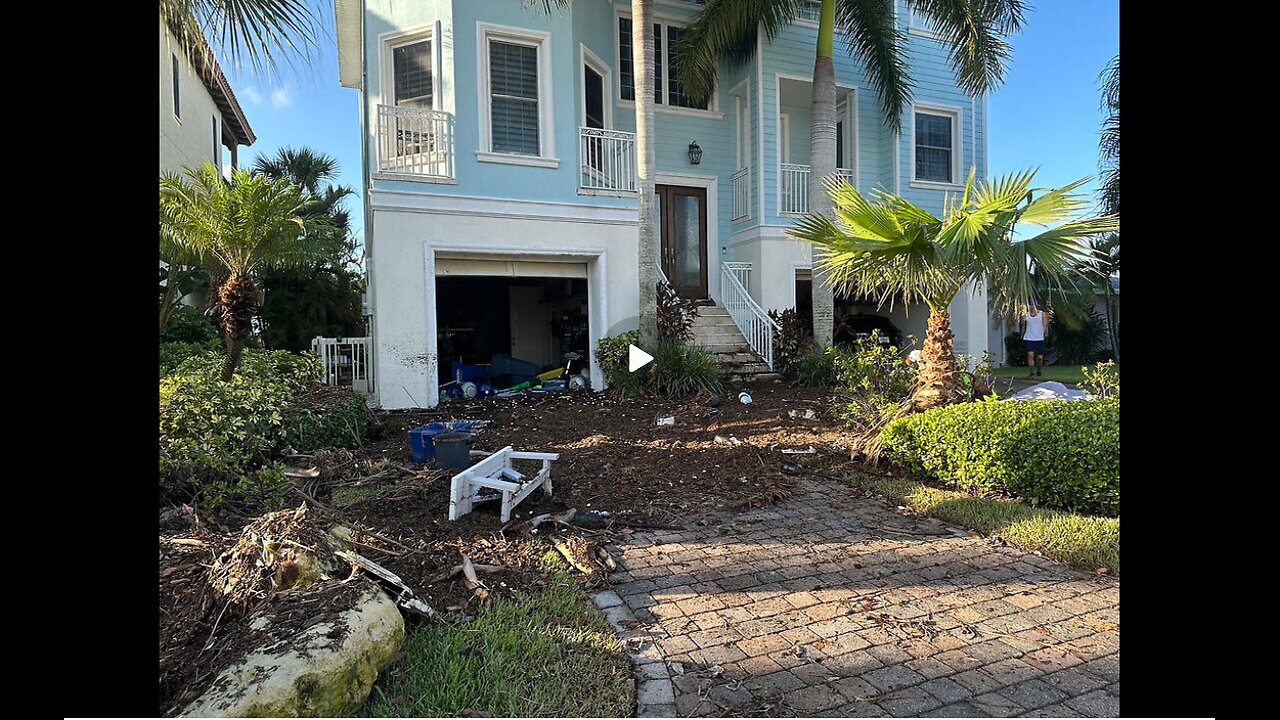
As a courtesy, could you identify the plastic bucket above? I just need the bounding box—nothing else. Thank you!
[408,422,448,463]
[434,431,475,470]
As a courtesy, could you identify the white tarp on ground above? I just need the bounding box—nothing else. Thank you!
[1004,381,1091,401]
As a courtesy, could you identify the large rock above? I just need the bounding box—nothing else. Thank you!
[181,584,404,717]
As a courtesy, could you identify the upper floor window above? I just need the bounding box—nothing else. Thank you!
[211,116,221,170]
[476,23,556,166]
[172,53,181,120]
[618,16,709,111]
[913,106,960,185]
[393,38,434,108]
[908,6,942,37]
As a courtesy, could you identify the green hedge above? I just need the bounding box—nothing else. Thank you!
[880,397,1119,515]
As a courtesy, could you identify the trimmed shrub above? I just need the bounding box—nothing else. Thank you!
[159,349,354,511]
[281,388,370,451]
[594,332,720,398]
[649,341,721,397]
[159,340,222,377]
[880,397,1119,515]
[1081,360,1120,399]
[795,347,836,387]
[832,334,916,421]
[161,304,220,344]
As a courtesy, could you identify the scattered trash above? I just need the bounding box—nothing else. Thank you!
[714,435,742,446]
[656,416,676,426]
[338,550,438,618]
[568,375,588,391]
[788,409,817,420]
[708,393,721,407]
[283,466,320,479]
[780,446,818,455]
[738,391,753,404]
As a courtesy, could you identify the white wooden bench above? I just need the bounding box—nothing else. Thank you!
[448,445,560,523]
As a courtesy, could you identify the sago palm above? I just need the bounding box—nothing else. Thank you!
[790,169,1118,410]
[160,162,330,381]
[676,0,1026,348]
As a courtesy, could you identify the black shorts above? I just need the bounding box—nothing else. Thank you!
[1025,339,1045,354]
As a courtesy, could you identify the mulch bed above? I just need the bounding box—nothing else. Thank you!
[159,383,858,715]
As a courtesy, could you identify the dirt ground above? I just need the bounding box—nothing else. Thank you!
[158,383,861,715]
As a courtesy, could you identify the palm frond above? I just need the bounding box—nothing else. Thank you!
[675,0,803,105]
[1017,177,1092,226]
[908,0,1026,97]
[161,0,320,76]
[836,0,911,129]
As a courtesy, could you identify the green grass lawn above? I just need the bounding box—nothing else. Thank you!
[843,472,1119,574]
[359,553,634,718]
[992,364,1113,384]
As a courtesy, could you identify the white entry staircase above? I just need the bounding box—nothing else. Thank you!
[691,305,781,383]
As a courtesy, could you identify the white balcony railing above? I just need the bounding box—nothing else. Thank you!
[720,262,779,370]
[779,164,856,214]
[311,336,373,393]
[579,127,637,194]
[376,105,455,180]
[731,167,750,220]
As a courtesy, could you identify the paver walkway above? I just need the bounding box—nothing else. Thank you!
[593,477,1119,718]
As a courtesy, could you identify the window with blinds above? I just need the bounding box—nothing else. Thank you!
[393,40,433,108]
[914,111,954,183]
[489,39,540,155]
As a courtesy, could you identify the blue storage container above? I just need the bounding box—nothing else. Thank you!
[453,362,489,385]
[490,355,541,382]
[408,422,448,463]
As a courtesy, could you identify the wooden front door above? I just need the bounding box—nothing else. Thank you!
[655,184,708,298]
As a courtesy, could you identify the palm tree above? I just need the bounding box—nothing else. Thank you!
[791,169,1118,410]
[252,147,364,351]
[1099,55,1119,217]
[159,0,319,75]
[160,162,331,380]
[634,0,660,350]
[676,0,1027,348]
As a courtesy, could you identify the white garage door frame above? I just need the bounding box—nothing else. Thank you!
[423,241,609,407]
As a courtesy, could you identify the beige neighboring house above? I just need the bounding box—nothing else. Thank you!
[159,16,255,176]
[159,15,255,310]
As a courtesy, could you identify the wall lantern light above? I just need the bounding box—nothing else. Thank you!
[688,141,702,165]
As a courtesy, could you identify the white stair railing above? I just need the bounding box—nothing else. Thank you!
[719,262,779,370]
[780,164,856,214]
[311,336,374,393]
[579,127,637,193]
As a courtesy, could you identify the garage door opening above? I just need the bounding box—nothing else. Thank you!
[434,275,590,388]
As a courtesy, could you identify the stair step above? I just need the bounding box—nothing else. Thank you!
[695,306,730,315]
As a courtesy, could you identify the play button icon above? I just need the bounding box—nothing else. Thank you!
[628,344,654,372]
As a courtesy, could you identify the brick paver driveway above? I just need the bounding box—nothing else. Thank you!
[593,477,1119,718]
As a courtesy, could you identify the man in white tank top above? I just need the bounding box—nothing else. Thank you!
[1023,301,1050,376]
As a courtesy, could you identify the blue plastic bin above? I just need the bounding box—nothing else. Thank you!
[453,362,489,385]
[408,421,476,463]
[408,422,448,462]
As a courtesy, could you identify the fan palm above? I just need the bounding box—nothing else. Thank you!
[676,0,1026,347]
[1099,55,1119,217]
[160,162,331,380]
[159,0,319,75]
[790,169,1118,410]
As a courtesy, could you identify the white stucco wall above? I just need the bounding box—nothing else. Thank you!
[367,191,641,409]
[159,18,228,176]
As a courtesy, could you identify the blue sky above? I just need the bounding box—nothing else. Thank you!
[224,1,1119,246]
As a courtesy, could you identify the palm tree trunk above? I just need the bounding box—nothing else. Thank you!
[1103,283,1119,361]
[807,0,837,349]
[913,308,965,411]
[212,274,259,381]
[634,0,659,351]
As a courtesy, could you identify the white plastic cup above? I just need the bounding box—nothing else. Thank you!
[738,391,753,404]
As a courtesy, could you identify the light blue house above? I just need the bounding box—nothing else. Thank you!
[334,0,991,409]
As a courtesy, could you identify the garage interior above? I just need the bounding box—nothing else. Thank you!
[434,274,589,387]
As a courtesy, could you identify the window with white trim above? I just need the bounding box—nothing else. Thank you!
[392,37,434,108]
[477,25,554,161]
[618,16,710,110]
[913,108,958,184]
[908,7,940,34]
